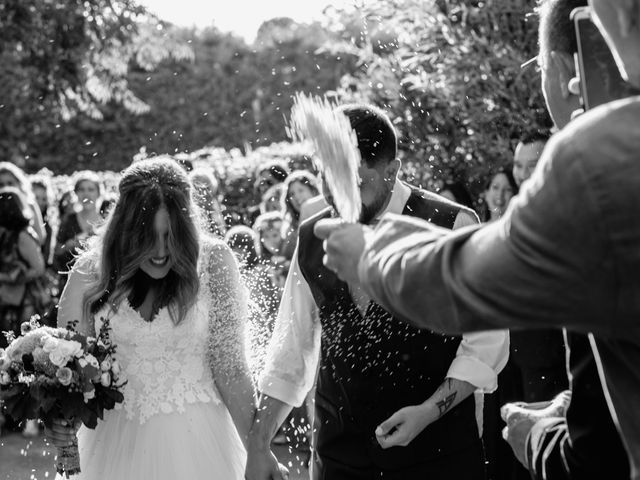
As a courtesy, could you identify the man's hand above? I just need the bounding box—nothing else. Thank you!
[313,219,371,284]
[375,404,437,449]
[244,446,289,480]
[500,390,571,467]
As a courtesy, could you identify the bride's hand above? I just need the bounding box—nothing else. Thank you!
[244,447,289,480]
[45,418,79,448]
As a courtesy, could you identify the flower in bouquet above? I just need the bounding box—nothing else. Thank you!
[0,317,126,478]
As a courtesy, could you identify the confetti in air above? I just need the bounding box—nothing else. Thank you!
[289,93,362,223]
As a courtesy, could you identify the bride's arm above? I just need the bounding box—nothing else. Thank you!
[206,242,256,449]
[57,255,96,336]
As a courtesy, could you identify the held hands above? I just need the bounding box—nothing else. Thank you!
[313,219,371,285]
[44,418,81,448]
[244,445,289,480]
[375,404,436,449]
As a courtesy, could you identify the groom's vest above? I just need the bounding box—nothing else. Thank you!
[298,187,480,470]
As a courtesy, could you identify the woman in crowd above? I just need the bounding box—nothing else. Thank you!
[252,212,287,291]
[0,163,46,245]
[57,190,77,221]
[190,167,226,237]
[0,187,47,437]
[31,177,55,267]
[479,166,526,480]
[47,158,254,479]
[259,183,286,215]
[53,171,103,287]
[0,187,46,345]
[481,167,518,222]
[280,170,320,260]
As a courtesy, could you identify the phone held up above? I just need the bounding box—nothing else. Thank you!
[571,6,640,111]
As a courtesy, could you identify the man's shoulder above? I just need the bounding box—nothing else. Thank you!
[554,96,640,166]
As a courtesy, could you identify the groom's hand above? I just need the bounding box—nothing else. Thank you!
[245,446,288,480]
[314,219,371,284]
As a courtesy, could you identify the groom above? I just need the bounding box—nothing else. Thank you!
[246,104,508,479]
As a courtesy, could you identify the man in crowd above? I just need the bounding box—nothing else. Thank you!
[245,104,508,480]
[316,0,640,477]
[512,132,549,188]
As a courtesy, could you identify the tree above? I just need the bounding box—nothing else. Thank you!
[324,0,552,199]
[0,0,192,169]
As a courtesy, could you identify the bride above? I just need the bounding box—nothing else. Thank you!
[46,159,254,479]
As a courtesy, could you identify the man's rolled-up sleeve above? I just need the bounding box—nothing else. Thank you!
[258,251,321,407]
[447,330,509,392]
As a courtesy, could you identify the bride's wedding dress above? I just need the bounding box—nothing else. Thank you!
[58,242,248,479]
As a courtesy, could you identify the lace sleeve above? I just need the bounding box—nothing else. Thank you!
[57,253,97,336]
[205,240,253,386]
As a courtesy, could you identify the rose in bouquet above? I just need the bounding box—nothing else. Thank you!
[0,316,125,478]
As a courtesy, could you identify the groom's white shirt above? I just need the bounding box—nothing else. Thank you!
[259,179,509,419]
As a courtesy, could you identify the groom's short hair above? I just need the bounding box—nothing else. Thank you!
[336,104,397,168]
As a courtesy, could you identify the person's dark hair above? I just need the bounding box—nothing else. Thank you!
[538,0,588,61]
[484,167,518,191]
[336,103,397,167]
[519,130,551,146]
[225,225,260,269]
[0,187,31,231]
[256,161,289,183]
[439,181,475,209]
[58,190,76,221]
[282,170,320,222]
[482,167,519,222]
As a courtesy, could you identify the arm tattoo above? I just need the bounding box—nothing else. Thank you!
[436,392,457,418]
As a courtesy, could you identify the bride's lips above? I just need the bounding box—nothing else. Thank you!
[149,256,169,267]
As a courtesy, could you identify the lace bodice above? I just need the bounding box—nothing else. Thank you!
[93,241,249,424]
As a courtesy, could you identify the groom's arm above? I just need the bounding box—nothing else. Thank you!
[246,394,295,480]
[247,251,321,479]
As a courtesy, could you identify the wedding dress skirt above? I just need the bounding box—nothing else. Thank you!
[72,401,246,479]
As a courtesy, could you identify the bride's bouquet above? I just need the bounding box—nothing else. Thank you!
[0,317,126,478]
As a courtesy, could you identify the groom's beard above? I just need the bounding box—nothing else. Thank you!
[360,196,387,225]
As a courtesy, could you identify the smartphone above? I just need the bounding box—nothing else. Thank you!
[572,7,639,110]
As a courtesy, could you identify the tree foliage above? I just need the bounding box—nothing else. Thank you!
[0,0,192,168]
[7,17,354,173]
[325,0,552,196]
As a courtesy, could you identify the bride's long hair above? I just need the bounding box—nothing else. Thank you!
[82,159,200,325]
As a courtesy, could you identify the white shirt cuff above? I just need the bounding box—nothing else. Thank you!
[258,373,308,408]
[447,355,499,393]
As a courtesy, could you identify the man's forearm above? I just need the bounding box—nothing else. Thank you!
[249,393,294,449]
[425,377,476,420]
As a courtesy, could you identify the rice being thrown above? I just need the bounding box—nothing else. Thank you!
[289,93,362,223]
